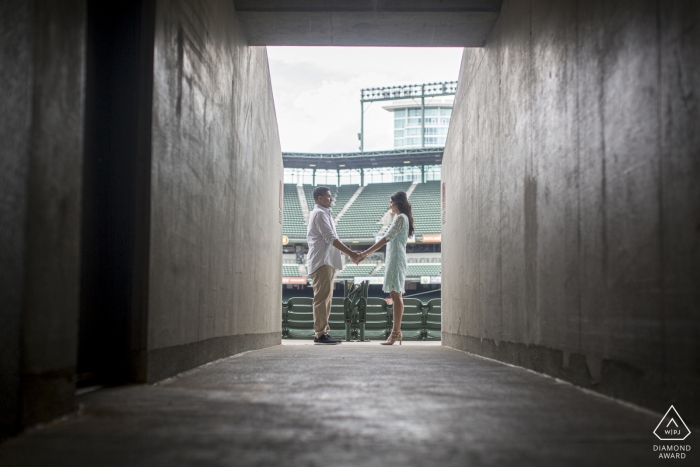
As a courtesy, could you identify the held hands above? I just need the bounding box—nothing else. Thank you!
[355,251,367,264]
[351,250,369,265]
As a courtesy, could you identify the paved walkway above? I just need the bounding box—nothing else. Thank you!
[0,344,671,466]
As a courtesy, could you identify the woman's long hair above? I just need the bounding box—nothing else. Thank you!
[390,191,415,238]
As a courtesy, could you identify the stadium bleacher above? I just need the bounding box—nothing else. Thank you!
[407,264,442,276]
[282,178,442,338]
[302,185,316,212]
[282,180,442,280]
[283,265,301,276]
[329,184,358,217]
[335,181,412,238]
[335,264,377,278]
[284,181,439,241]
[304,185,360,217]
[282,297,442,341]
[409,180,441,236]
[374,264,441,277]
[283,184,306,238]
[302,184,359,217]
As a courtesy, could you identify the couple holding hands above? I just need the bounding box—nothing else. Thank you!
[306,186,414,345]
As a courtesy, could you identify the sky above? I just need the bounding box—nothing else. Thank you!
[266,47,464,154]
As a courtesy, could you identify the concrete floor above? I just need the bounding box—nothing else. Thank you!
[0,344,673,466]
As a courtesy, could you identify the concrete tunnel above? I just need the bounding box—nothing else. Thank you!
[1,0,699,464]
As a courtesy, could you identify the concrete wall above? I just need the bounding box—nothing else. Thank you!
[0,0,282,438]
[234,0,502,47]
[0,0,32,441]
[443,0,700,422]
[146,0,283,381]
[0,0,86,439]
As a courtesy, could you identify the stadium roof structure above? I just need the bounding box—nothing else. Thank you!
[282,147,444,170]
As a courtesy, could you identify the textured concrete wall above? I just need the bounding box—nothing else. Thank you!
[1,0,282,438]
[0,0,85,439]
[0,0,32,441]
[443,0,700,422]
[234,0,502,47]
[146,0,283,381]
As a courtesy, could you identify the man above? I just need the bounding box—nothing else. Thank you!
[306,186,361,344]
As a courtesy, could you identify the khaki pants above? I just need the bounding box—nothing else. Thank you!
[309,264,336,338]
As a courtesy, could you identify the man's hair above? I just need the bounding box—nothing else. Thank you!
[313,186,331,201]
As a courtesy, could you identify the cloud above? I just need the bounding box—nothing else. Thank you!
[267,47,463,153]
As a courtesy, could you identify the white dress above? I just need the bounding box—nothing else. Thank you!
[382,213,408,294]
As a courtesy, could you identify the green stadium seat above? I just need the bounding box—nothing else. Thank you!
[397,298,423,340]
[286,297,314,339]
[425,298,441,341]
[328,297,347,340]
[364,297,390,341]
[284,297,348,340]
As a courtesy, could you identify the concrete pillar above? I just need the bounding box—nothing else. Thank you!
[0,0,86,439]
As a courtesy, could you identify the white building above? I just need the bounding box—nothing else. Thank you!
[383,96,454,150]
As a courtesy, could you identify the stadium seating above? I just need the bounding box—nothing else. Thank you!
[409,180,441,236]
[373,264,442,277]
[330,184,359,217]
[328,297,347,340]
[283,265,301,276]
[364,297,391,341]
[281,181,442,340]
[284,180,441,240]
[399,298,424,340]
[285,297,347,339]
[281,296,441,341]
[286,297,314,339]
[335,181,412,238]
[425,299,441,340]
[302,184,316,211]
[282,184,307,238]
[336,264,376,278]
[406,264,442,276]
[303,184,359,218]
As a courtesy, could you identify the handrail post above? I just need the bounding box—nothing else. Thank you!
[420,84,425,149]
[344,280,353,341]
[358,281,368,341]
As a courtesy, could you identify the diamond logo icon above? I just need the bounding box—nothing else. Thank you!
[654,405,691,441]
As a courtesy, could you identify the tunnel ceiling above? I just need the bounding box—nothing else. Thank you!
[233,1,502,46]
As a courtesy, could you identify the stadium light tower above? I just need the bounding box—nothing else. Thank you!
[359,81,457,152]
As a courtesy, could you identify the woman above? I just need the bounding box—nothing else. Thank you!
[359,191,414,345]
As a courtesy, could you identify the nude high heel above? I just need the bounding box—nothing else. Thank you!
[380,330,402,345]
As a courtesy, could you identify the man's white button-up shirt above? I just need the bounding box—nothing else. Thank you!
[306,204,343,275]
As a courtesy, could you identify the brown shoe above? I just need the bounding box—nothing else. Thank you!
[380,331,402,346]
